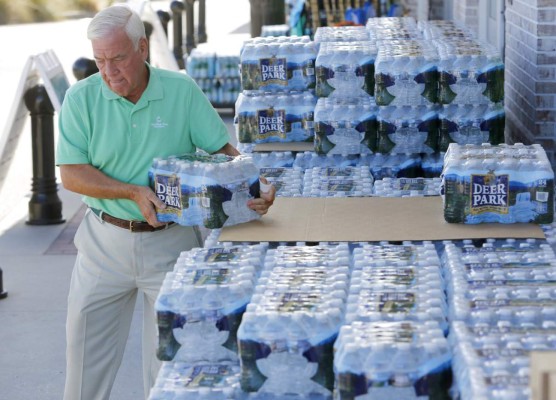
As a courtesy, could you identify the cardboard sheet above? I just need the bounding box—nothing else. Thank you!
[254,142,314,152]
[219,196,545,242]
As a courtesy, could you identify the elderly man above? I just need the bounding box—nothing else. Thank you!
[56,5,274,399]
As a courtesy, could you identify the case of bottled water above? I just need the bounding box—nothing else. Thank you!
[362,153,422,179]
[314,97,378,155]
[366,17,422,41]
[441,240,556,325]
[149,362,242,400]
[438,104,505,152]
[421,153,444,178]
[150,153,262,229]
[315,41,377,99]
[293,152,361,170]
[347,243,448,332]
[334,321,451,400]
[235,91,316,144]
[313,26,370,49]
[155,244,266,363]
[302,166,373,197]
[373,177,442,197]
[240,36,316,92]
[434,39,504,105]
[377,105,439,155]
[260,167,304,197]
[418,20,476,41]
[237,244,351,399]
[250,151,295,169]
[441,143,555,224]
[374,39,439,107]
[448,321,556,400]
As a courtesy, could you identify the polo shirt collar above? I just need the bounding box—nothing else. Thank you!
[100,63,163,104]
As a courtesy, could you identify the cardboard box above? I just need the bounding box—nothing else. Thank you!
[219,196,545,242]
[253,142,314,153]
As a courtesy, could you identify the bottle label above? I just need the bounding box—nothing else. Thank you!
[185,365,233,388]
[205,247,241,262]
[154,174,183,213]
[192,268,231,285]
[256,108,286,140]
[259,57,287,86]
[260,167,287,178]
[470,172,509,214]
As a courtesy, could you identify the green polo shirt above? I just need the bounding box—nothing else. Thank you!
[56,63,230,221]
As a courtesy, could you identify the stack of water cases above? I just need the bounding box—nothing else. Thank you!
[186,48,241,107]
[442,239,556,400]
[423,20,505,152]
[441,143,554,224]
[150,153,261,229]
[337,242,451,399]
[151,244,267,400]
[237,244,351,399]
[237,36,317,147]
[302,166,373,197]
[313,26,378,157]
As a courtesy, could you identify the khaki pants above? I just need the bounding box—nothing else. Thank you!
[63,209,201,400]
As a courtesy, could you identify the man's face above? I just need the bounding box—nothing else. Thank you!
[92,28,148,102]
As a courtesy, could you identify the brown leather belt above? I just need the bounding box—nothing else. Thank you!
[90,208,174,233]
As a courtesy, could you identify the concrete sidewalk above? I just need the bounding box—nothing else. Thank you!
[0,1,250,398]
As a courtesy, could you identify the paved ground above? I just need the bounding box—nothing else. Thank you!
[0,1,250,398]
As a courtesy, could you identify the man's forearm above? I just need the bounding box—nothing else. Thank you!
[59,164,138,200]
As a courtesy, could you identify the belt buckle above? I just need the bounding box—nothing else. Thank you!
[129,220,136,232]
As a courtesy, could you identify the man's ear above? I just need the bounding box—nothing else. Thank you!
[139,37,149,60]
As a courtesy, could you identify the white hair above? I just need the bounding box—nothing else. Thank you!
[87,4,145,50]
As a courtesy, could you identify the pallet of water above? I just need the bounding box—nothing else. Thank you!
[237,244,350,399]
[149,153,261,229]
[441,143,555,224]
[154,244,266,363]
[334,321,451,400]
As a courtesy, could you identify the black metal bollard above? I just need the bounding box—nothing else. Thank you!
[184,0,196,55]
[170,0,185,69]
[144,21,154,64]
[24,85,65,226]
[0,267,7,300]
[72,57,99,81]
[157,10,171,38]
[197,0,207,44]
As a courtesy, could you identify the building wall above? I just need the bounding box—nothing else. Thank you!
[504,0,556,163]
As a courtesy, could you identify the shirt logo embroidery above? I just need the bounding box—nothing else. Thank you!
[151,116,168,129]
